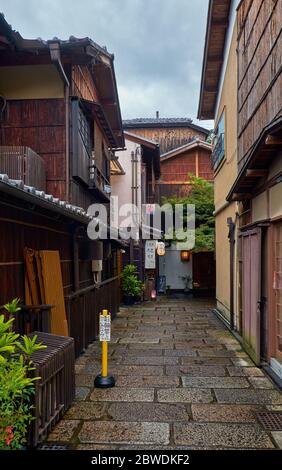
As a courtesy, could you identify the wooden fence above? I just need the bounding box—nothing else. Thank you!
[65,276,120,357]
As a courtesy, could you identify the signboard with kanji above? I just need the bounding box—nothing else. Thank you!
[99,314,111,341]
[145,240,156,269]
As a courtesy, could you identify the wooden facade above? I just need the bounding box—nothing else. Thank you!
[237,0,282,170]
[159,141,213,199]
[0,16,124,359]
[123,119,209,154]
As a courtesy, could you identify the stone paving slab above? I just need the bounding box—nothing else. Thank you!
[65,402,106,420]
[182,376,250,388]
[113,356,179,365]
[79,421,170,445]
[173,423,274,448]
[215,389,282,404]
[47,420,80,442]
[248,377,275,389]
[227,366,265,377]
[166,365,227,376]
[157,388,214,403]
[48,298,282,450]
[108,402,190,422]
[90,388,154,402]
[115,375,180,388]
[191,404,259,423]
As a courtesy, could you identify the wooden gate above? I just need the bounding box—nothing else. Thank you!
[241,228,262,364]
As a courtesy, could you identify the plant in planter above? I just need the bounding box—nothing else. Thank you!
[121,265,144,305]
[179,274,192,293]
[0,309,46,450]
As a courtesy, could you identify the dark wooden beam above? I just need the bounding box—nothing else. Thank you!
[203,85,218,93]
[246,169,268,177]
[231,193,253,201]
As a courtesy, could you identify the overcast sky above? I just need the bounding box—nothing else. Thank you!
[0,0,213,129]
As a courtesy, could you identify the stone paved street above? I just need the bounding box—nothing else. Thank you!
[48,299,282,449]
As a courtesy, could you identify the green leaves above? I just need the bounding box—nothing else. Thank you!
[3,298,21,315]
[121,264,144,297]
[162,174,215,252]
[16,335,47,357]
[0,304,47,449]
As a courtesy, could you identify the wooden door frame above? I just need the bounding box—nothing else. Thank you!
[268,220,282,362]
[240,227,262,364]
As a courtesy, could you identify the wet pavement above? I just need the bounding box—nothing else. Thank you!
[48,298,282,449]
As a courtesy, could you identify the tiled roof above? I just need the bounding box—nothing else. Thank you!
[0,173,91,223]
[123,118,209,134]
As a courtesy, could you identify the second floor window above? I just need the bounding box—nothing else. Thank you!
[78,108,92,156]
[212,110,225,170]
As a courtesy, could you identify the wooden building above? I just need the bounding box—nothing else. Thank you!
[199,0,282,382]
[111,131,161,296]
[0,14,125,357]
[159,139,213,199]
[123,116,209,154]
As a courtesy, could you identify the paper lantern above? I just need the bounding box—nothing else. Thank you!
[180,250,190,262]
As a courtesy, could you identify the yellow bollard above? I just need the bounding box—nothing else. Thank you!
[101,310,108,377]
[94,309,115,388]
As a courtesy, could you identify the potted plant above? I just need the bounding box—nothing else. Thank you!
[121,265,144,305]
[179,274,192,294]
[0,300,46,450]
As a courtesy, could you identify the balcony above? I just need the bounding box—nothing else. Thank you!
[89,164,111,201]
[211,133,225,171]
[0,146,46,191]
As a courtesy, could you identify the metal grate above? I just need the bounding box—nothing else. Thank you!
[256,412,282,431]
[37,444,69,450]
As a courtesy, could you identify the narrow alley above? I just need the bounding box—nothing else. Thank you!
[46,299,282,450]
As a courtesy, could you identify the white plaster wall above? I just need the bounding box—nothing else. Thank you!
[111,139,142,229]
[158,246,193,290]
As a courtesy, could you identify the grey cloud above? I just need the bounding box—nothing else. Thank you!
[0,0,213,128]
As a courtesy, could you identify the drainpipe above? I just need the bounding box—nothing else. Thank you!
[49,42,70,202]
[227,217,236,330]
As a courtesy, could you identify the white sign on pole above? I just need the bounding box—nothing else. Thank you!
[99,314,111,341]
[145,240,156,269]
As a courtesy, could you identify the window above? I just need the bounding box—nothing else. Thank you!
[78,108,92,156]
[211,111,225,170]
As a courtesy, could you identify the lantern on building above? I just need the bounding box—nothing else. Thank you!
[156,242,165,256]
[180,250,190,262]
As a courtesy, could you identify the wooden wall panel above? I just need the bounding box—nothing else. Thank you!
[237,0,281,169]
[1,98,66,200]
[72,65,99,103]
[125,127,207,154]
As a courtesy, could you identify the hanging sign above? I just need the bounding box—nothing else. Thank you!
[145,240,156,269]
[99,313,111,342]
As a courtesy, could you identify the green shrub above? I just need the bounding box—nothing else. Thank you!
[0,304,46,450]
[121,265,144,297]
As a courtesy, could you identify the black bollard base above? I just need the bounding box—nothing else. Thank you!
[94,374,115,388]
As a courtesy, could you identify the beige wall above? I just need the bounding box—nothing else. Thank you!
[0,65,64,99]
[252,154,282,223]
[214,22,238,320]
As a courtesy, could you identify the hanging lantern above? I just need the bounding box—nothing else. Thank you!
[156,242,165,256]
[180,250,190,262]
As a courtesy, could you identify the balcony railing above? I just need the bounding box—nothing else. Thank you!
[0,146,46,191]
[89,164,111,199]
[211,133,225,170]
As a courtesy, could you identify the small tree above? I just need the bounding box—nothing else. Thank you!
[162,174,215,252]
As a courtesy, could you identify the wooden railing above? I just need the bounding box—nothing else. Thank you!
[65,276,120,357]
[89,164,111,199]
[0,146,46,191]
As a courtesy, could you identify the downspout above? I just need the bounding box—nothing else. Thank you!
[49,42,70,202]
[227,217,236,330]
